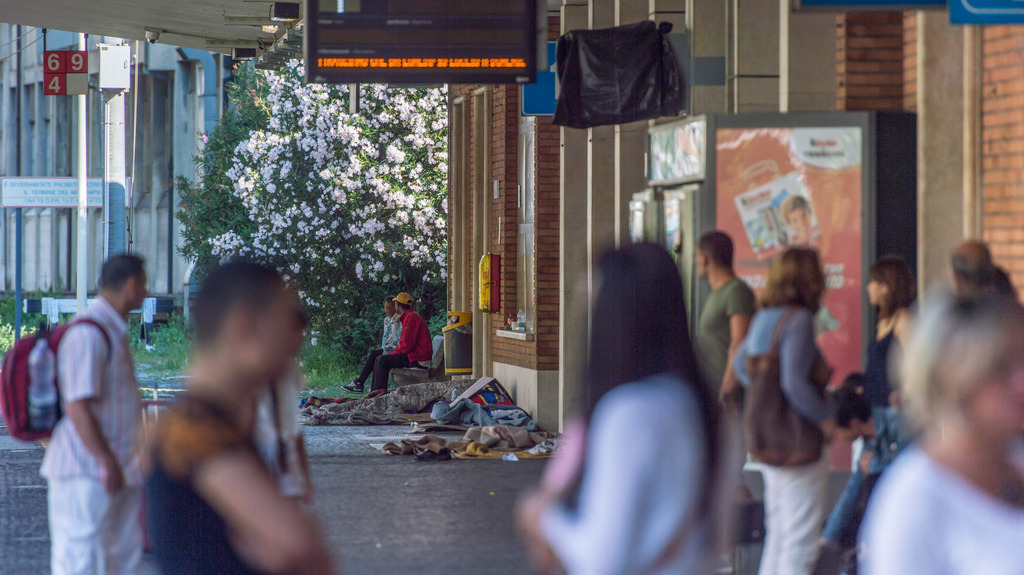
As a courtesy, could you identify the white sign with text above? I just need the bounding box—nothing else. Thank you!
[0,177,129,208]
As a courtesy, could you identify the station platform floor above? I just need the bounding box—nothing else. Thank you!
[0,423,546,575]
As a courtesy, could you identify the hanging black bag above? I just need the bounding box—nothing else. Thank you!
[554,21,684,129]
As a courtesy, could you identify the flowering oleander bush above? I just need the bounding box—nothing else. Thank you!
[178,61,448,351]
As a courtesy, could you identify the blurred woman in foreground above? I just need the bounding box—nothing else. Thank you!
[146,261,332,575]
[860,294,1024,574]
[517,243,732,575]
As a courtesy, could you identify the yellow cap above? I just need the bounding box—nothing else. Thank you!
[393,292,415,306]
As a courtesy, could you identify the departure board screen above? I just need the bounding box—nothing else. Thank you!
[305,0,538,84]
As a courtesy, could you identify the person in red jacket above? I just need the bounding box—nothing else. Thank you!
[363,292,432,394]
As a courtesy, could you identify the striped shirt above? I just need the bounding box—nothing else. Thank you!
[40,296,143,485]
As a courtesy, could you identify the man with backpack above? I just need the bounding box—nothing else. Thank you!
[40,255,148,575]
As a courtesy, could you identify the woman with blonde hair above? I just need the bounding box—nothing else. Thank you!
[732,247,835,575]
[860,294,1024,574]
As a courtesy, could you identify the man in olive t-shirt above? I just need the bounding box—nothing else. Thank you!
[695,231,756,399]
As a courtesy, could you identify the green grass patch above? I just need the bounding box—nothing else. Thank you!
[129,315,364,399]
[297,343,364,398]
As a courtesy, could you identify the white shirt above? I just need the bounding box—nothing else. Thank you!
[541,374,728,575]
[254,363,307,497]
[861,446,1024,575]
[41,297,143,485]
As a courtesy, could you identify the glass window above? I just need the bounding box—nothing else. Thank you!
[517,117,535,331]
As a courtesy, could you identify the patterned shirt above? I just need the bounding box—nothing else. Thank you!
[147,394,263,575]
[41,297,143,485]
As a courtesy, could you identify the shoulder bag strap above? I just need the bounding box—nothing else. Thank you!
[767,308,797,356]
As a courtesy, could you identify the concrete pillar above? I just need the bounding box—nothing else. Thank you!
[587,0,617,294]
[559,0,590,430]
[779,0,836,112]
[963,25,983,239]
[729,0,780,113]
[614,0,650,248]
[687,0,727,115]
[916,11,965,293]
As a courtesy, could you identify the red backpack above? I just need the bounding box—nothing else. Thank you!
[0,319,110,441]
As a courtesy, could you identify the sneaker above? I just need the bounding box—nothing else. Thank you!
[342,381,364,393]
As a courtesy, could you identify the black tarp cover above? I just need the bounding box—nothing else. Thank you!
[554,21,684,129]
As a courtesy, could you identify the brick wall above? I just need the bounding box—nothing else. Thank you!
[981,26,1024,290]
[533,117,560,371]
[836,12,905,111]
[448,15,562,372]
[903,11,917,111]
[488,85,526,367]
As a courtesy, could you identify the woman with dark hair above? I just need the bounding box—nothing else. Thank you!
[517,243,730,575]
[732,247,835,575]
[863,255,915,407]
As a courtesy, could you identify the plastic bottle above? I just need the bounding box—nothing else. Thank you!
[517,309,525,332]
[27,338,58,431]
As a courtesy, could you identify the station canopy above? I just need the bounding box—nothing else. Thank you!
[0,0,282,53]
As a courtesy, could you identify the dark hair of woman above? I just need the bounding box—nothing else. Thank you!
[568,243,721,516]
[869,255,916,319]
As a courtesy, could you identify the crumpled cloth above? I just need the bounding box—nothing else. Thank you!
[463,425,548,450]
[527,438,559,455]
[430,399,539,431]
[302,380,466,426]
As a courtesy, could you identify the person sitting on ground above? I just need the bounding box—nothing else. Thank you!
[816,379,912,573]
[343,296,402,393]
[146,260,332,575]
[346,292,432,395]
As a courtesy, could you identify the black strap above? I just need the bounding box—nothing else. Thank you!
[767,308,798,355]
[267,384,288,473]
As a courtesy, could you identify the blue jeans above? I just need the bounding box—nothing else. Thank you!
[822,470,881,549]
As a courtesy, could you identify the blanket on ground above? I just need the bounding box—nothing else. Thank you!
[381,426,558,459]
[301,380,466,426]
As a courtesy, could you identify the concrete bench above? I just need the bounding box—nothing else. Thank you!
[391,335,450,387]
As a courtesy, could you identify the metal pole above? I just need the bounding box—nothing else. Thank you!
[102,63,127,259]
[14,26,22,341]
[76,33,88,313]
[107,89,127,256]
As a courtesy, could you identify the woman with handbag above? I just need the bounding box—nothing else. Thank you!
[516,243,733,575]
[732,247,836,575]
[860,294,1024,574]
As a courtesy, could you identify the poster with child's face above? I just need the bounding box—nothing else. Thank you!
[716,127,863,395]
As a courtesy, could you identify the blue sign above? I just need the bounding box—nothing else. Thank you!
[951,0,1024,24]
[521,42,557,117]
[797,0,942,7]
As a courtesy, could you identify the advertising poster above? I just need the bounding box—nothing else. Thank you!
[716,127,863,394]
[650,120,705,184]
